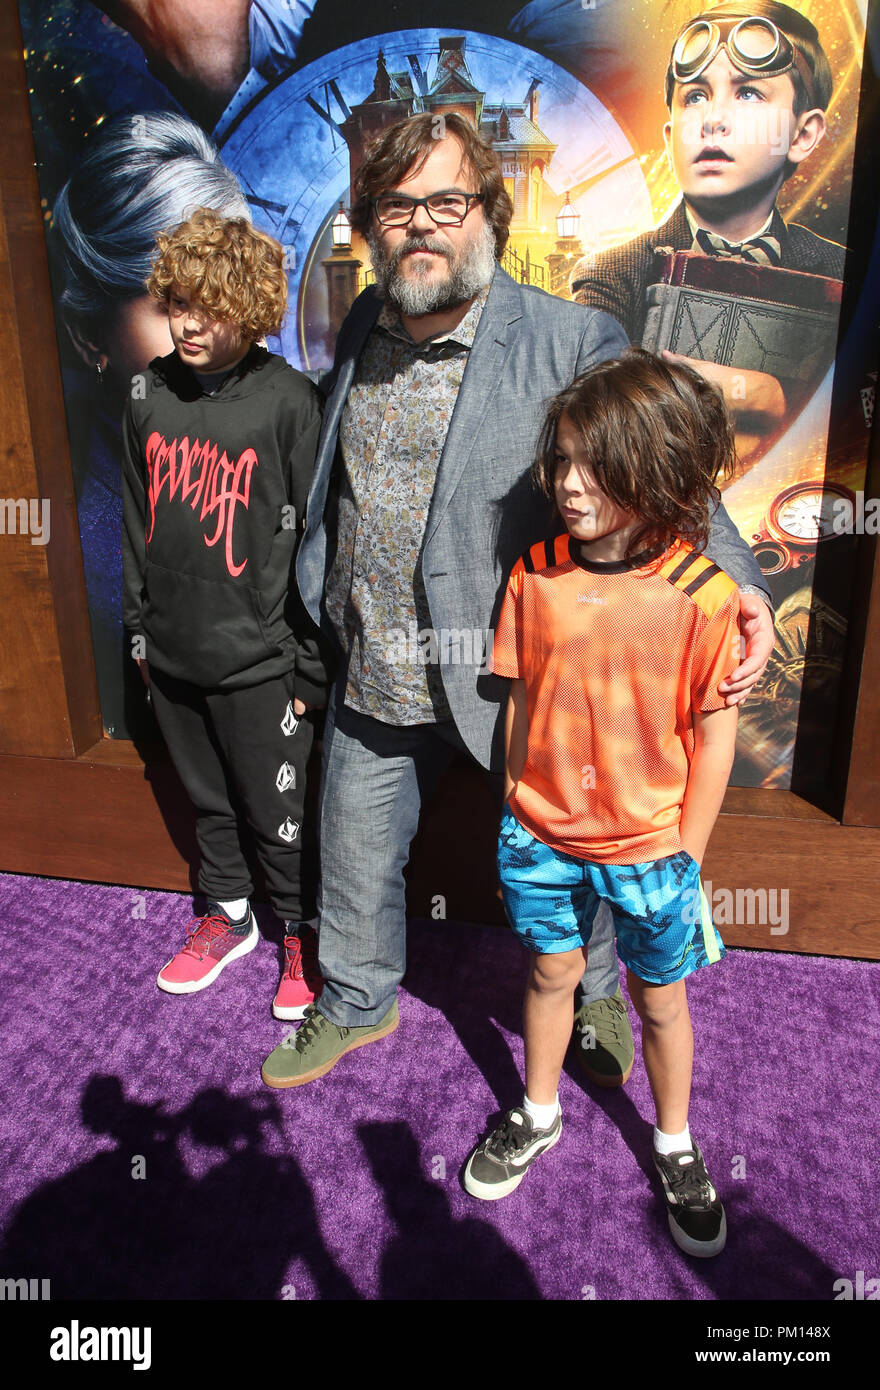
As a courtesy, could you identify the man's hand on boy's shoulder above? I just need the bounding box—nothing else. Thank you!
[662,350,787,474]
[662,351,786,425]
[719,592,775,708]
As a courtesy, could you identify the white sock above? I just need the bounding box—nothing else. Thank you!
[217,898,249,922]
[654,1123,692,1157]
[523,1093,560,1130]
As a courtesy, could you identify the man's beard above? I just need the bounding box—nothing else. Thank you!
[367,216,497,316]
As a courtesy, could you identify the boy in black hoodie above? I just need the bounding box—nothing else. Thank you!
[122,207,330,1020]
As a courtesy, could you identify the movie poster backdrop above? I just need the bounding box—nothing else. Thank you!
[18,0,876,794]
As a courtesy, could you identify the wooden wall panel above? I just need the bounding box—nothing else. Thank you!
[0,4,878,965]
[841,418,880,825]
[0,747,195,891]
[834,18,880,827]
[0,3,101,757]
[407,764,880,959]
[2,749,879,960]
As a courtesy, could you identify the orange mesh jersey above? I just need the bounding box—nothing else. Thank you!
[493,534,741,864]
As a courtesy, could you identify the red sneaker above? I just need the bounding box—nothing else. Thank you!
[272,926,323,1020]
[157,906,258,994]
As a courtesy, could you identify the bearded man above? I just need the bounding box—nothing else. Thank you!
[259,112,774,1088]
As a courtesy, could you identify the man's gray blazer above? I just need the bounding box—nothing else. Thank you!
[297,264,768,772]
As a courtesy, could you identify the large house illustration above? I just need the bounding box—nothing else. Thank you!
[332,37,580,301]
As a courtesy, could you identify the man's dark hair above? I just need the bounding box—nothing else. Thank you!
[664,1,833,114]
[534,348,738,559]
[349,112,513,259]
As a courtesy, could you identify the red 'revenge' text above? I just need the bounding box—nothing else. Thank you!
[145,432,258,578]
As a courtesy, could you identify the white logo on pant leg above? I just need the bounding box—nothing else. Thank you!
[278,817,300,843]
[276,762,297,792]
[281,701,299,736]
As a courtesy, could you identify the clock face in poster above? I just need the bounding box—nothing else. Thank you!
[217,29,652,370]
[768,482,855,546]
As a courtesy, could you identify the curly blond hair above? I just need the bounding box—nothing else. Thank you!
[146,206,288,339]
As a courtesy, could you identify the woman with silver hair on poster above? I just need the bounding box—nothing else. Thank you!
[52,111,251,737]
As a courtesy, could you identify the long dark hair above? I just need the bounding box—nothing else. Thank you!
[534,348,739,560]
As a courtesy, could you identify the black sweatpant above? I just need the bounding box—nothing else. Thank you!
[149,666,317,922]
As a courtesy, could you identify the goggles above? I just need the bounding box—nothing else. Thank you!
[671,16,818,107]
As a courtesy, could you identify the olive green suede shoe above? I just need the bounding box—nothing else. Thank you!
[572,985,634,1087]
[261,998,399,1089]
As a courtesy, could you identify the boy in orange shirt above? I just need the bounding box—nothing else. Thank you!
[463,349,743,1258]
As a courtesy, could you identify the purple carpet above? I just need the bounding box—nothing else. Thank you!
[1,870,877,1301]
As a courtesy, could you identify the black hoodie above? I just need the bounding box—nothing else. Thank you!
[122,345,332,703]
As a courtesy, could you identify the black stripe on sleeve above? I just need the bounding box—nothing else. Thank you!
[543,539,557,571]
[666,551,703,585]
[522,548,536,574]
[683,563,722,596]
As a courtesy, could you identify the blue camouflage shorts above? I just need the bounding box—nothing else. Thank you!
[498,806,725,985]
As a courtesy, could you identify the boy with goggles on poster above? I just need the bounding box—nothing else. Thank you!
[571,1,844,468]
[671,9,821,98]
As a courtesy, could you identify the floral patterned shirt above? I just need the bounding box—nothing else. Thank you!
[326,287,489,724]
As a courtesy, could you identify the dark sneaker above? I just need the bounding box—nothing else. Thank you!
[157,903,258,994]
[653,1142,727,1257]
[572,985,634,1087]
[463,1106,562,1201]
[261,998,399,1088]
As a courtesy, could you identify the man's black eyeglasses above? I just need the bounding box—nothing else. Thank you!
[371,192,484,227]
